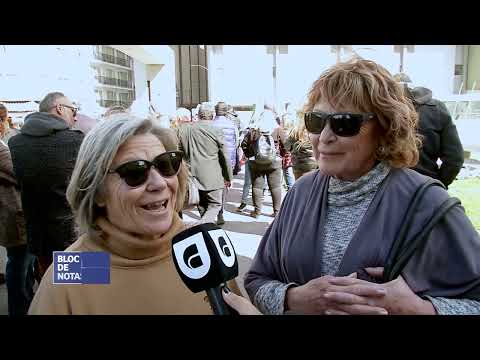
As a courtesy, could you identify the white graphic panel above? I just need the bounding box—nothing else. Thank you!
[173,233,211,279]
[208,229,236,268]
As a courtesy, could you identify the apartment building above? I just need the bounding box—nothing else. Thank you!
[92,45,136,109]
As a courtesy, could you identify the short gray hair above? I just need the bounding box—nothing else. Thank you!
[103,105,128,117]
[39,92,65,112]
[66,113,188,239]
[176,107,191,118]
[198,103,215,120]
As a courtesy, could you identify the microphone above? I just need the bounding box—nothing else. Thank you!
[171,222,239,315]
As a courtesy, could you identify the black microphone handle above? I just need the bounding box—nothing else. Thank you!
[206,286,240,315]
[206,287,230,315]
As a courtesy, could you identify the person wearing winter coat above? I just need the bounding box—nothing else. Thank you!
[8,92,84,278]
[213,102,239,225]
[0,141,36,315]
[405,86,464,188]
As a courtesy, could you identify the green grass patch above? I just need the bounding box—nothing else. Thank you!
[448,177,480,232]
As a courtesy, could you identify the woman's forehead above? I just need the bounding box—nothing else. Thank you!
[115,133,165,162]
[313,101,361,113]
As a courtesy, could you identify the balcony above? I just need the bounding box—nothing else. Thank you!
[96,75,133,88]
[115,57,129,67]
[98,99,132,108]
[95,52,132,68]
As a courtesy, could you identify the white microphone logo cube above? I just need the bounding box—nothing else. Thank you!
[208,229,236,268]
[172,233,211,279]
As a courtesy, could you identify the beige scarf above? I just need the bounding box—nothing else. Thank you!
[94,212,186,265]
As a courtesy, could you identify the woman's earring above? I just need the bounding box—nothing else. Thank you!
[377,145,386,157]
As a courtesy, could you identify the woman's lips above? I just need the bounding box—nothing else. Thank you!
[319,152,343,157]
[141,199,168,211]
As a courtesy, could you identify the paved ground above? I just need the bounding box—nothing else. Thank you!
[0,168,278,314]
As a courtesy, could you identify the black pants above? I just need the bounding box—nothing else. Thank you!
[198,188,223,223]
[5,245,36,316]
[250,162,282,214]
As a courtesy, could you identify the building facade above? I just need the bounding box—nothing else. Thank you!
[92,46,136,109]
[0,45,177,122]
[205,45,480,113]
[1,45,479,125]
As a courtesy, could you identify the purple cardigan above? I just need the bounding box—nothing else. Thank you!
[244,168,480,301]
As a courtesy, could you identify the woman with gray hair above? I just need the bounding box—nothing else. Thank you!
[28,113,240,314]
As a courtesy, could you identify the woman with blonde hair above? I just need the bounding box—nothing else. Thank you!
[243,58,480,315]
[285,113,318,180]
[0,104,20,143]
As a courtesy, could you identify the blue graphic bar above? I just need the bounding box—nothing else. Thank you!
[53,251,110,284]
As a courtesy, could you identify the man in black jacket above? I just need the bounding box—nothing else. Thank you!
[407,86,464,188]
[8,92,84,278]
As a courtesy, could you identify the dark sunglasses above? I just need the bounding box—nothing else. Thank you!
[54,104,78,117]
[305,111,375,137]
[108,151,183,187]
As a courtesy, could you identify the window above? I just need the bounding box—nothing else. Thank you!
[104,46,115,56]
[455,64,464,76]
[106,91,116,100]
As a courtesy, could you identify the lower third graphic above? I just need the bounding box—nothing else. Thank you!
[53,251,110,284]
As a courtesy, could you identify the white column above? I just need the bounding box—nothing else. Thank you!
[209,45,225,104]
[130,59,150,117]
[143,45,176,116]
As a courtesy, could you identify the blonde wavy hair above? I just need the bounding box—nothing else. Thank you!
[304,58,421,168]
[288,114,312,153]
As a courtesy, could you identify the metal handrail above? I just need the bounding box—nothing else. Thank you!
[98,99,132,108]
[94,52,131,68]
[96,76,132,88]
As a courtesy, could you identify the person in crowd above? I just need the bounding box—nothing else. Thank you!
[243,58,480,315]
[0,136,4,286]
[226,104,242,131]
[191,105,201,122]
[273,114,295,191]
[28,114,240,314]
[237,126,254,212]
[103,105,129,118]
[0,141,36,315]
[0,103,20,144]
[8,117,20,130]
[74,113,97,134]
[242,111,282,218]
[237,111,269,212]
[176,103,232,225]
[213,102,239,225]
[285,114,318,180]
[404,85,464,188]
[8,92,84,278]
[171,107,192,129]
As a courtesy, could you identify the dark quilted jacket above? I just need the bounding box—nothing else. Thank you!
[8,112,84,256]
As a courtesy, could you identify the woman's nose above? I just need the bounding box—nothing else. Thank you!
[146,167,168,191]
[318,121,336,144]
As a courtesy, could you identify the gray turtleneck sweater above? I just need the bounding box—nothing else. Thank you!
[253,163,480,315]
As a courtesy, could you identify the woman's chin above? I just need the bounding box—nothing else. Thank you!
[317,165,338,177]
[140,218,173,238]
